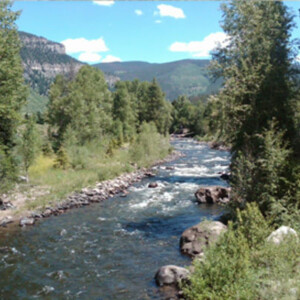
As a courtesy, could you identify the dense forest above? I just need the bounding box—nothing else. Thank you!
[0,0,300,298]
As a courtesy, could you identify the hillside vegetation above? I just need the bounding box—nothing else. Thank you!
[94,59,222,100]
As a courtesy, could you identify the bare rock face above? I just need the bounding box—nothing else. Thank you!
[195,186,230,204]
[267,226,298,245]
[180,221,227,258]
[155,265,190,287]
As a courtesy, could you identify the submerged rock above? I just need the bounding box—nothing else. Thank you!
[155,265,190,287]
[180,221,227,258]
[148,182,158,188]
[19,217,35,227]
[267,226,298,245]
[220,172,230,181]
[195,186,230,204]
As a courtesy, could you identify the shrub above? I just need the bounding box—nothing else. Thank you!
[129,122,170,168]
[183,203,299,299]
[54,147,69,169]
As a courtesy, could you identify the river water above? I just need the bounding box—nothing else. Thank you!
[0,139,230,300]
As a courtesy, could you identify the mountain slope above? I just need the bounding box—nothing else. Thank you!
[19,31,84,95]
[94,59,221,100]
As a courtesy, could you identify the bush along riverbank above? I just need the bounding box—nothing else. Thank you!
[155,203,299,300]
[0,126,180,229]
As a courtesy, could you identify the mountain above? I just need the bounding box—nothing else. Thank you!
[19,31,221,108]
[94,59,222,100]
[19,31,85,95]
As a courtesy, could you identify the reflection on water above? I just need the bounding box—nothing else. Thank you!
[0,138,230,300]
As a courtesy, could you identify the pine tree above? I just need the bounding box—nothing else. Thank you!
[0,0,28,190]
[212,0,296,150]
[112,82,136,141]
[212,0,298,216]
[21,116,40,182]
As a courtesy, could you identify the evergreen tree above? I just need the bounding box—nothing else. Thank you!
[146,78,172,135]
[0,0,28,190]
[212,0,299,216]
[212,0,297,150]
[21,116,40,182]
[112,81,136,141]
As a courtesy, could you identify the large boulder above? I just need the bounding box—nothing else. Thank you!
[180,221,227,258]
[155,265,190,287]
[267,226,298,245]
[195,186,230,204]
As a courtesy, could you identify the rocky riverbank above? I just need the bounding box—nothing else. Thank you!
[0,150,184,229]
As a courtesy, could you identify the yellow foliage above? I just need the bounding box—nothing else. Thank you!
[29,155,55,177]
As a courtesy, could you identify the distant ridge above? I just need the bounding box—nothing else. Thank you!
[94,59,222,100]
[18,31,221,103]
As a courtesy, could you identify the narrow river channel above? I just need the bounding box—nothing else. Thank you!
[0,138,230,300]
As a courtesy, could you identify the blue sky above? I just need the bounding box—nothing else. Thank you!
[13,1,300,64]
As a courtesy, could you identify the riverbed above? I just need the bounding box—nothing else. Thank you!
[0,139,230,299]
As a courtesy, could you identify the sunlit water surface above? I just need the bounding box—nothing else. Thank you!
[0,139,230,300]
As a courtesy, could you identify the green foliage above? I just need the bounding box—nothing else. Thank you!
[212,0,297,148]
[0,0,28,188]
[130,122,170,168]
[20,116,41,181]
[47,66,112,144]
[209,0,299,218]
[0,145,17,192]
[113,82,136,141]
[231,122,292,221]
[146,79,172,135]
[54,147,69,170]
[41,141,54,157]
[184,222,254,300]
[94,59,221,100]
[23,88,49,115]
[183,203,300,299]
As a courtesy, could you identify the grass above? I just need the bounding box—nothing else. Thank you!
[18,126,171,212]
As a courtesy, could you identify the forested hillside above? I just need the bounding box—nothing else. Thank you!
[94,59,222,100]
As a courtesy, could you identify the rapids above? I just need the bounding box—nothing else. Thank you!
[0,138,230,299]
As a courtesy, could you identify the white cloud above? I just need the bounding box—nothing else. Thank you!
[169,32,228,57]
[78,52,102,63]
[102,55,121,63]
[155,20,162,24]
[93,1,114,6]
[135,9,143,16]
[156,4,185,19]
[61,37,109,54]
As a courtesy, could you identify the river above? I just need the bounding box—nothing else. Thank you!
[0,138,230,300]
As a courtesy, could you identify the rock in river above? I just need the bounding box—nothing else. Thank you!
[19,217,35,227]
[180,221,227,258]
[148,182,158,188]
[195,186,230,204]
[155,265,190,287]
